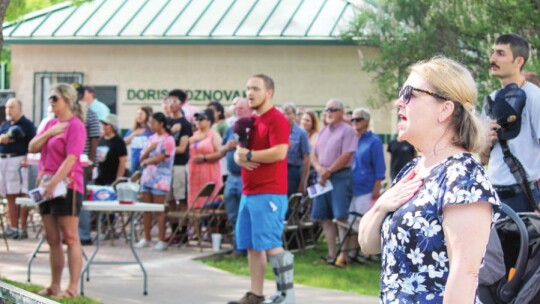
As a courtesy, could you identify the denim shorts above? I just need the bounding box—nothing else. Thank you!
[236,194,287,251]
[311,169,352,220]
[140,185,168,196]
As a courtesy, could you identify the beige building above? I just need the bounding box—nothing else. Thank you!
[4,0,396,138]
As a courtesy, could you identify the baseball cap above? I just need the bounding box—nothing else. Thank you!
[100,114,119,132]
[491,83,526,140]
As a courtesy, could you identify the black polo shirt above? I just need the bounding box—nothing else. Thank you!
[0,115,36,155]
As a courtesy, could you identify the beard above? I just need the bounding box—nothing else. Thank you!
[250,98,266,111]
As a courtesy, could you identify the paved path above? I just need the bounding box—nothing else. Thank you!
[0,237,379,304]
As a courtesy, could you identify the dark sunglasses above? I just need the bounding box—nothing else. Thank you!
[49,95,59,103]
[350,117,365,123]
[398,85,449,105]
[194,116,208,121]
[324,107,341,113]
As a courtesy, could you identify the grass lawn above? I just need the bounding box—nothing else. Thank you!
[202,243,381,296]
[0,277,102,304]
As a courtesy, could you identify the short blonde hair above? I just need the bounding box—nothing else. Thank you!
[53,83,86,122]
[410,56,487,153]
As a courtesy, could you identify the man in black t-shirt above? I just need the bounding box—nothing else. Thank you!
[0,98,36,240]
[165,90,193,242]
[387,139,416,181]
[96,114,127,185]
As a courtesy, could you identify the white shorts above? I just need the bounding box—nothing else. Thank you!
[349,193,373,224]
[0,155,28,195]
[166,165,187,201]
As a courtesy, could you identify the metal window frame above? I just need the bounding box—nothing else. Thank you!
[32,71,84,122]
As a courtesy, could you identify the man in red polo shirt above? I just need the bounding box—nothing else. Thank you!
[229,74,294,304]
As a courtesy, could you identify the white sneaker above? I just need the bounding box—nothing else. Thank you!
[153,241,168,251]
[135,239,151,248]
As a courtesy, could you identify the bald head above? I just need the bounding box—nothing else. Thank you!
[5,98,23,122]
[233,97,251,119]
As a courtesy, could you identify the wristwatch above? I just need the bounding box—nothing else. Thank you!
[246,150,252,162]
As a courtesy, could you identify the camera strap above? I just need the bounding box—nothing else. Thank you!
[485,93,539,212]
[498,139,539,212]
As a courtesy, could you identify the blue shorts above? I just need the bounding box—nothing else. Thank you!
[236,194,287,251]
[311,169,352,220]
[140,185,168,196]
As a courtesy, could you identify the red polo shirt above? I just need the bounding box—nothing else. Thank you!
[242,107,289,195]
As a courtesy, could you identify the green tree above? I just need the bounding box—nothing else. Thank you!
[345,0,540,107]
[0,0,12,62]
[1,1,90,87]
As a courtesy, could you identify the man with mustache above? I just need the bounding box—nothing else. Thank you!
[481,33,540,212]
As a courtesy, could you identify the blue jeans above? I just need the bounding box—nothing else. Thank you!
[79,210,92,240]
[287,165,301,197]
[78,168,91,241]
[224,174,244,252]
[312,168,352,220]
[497,182,540,213]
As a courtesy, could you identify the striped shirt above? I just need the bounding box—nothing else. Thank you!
[84,108,101,155]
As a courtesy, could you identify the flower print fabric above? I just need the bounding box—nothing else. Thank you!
[380,153,501,303]
[140,133,175,192]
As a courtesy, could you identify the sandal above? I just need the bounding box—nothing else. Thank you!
[315,255,334,265]
[52,289,76,299]
[335,255,350,268]
[37,287,58,297]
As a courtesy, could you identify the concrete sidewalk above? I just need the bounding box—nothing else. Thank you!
[0,237,379,304]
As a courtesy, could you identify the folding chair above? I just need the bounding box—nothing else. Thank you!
[167,182,216,251]
[282,193,303,252]
[331,211,364,265]
[205,185,228,237]
[298,196,317,250]
[0,198,9,251]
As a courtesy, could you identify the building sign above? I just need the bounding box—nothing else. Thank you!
[126,89,246,103]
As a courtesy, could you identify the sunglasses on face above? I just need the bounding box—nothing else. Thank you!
[49,95,59,103]
[398,85,449,105]
[166,98,180,104]
[350,117,365,123]
[324,107,341,113]
[195,117,207,122]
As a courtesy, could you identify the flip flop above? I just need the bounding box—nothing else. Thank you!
[37,287,58,297]
[52,289,76,299]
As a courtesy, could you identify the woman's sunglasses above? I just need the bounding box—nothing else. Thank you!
[398,85,449,105]
[49,95,59,103]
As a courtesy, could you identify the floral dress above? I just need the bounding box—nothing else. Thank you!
[140,133,175,193]
[380,153,501,303]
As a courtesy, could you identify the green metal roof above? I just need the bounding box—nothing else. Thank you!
[3,0,360,45]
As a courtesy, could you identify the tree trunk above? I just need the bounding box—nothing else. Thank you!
[0,0,12,57]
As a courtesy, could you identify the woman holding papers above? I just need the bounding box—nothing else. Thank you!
[28,83,87,299]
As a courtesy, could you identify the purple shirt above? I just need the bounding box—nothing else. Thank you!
[39,116,87,193]
[314,121,358,168]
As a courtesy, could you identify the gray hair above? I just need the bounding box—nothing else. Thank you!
[352,108,371,120]
[6,98,23,108]
[281,102,297,115]
[326,98,345,110]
